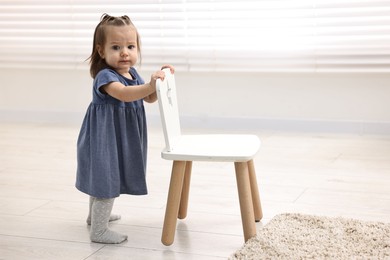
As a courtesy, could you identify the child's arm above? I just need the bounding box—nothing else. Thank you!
[144,65,175,103]
[102,70,165,102]
[143,92,157,103]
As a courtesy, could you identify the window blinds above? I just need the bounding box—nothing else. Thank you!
[1,0,390,72]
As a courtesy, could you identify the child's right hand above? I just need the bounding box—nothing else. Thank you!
[149,70,167,91]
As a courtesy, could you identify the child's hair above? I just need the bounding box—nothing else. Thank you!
[88,13,141,78]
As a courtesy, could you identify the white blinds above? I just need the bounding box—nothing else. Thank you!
[1,0,390,72]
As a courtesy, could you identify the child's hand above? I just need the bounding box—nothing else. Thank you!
[149,65,174,92]
[149,70,166,91]
[161,64,175,74]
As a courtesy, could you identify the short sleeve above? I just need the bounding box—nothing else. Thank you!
[93,69,121,99]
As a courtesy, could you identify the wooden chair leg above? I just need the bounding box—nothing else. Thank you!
[178,161,192,219]
[161,160,186,246]
[234,162,257,242]
[248,160,263,222]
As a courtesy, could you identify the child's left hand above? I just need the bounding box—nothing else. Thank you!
[161,64,175,74]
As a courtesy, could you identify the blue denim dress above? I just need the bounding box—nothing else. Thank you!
[76,67,148,198]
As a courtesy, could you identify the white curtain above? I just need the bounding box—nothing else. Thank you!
[1,0,390,72]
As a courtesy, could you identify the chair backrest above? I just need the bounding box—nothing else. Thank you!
[156,68,181,152]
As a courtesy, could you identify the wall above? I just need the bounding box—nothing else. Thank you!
[0,68,389,134]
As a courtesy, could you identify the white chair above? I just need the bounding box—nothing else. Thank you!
[156,68,263,246]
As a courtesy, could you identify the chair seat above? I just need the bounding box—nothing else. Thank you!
[161,134,260,162]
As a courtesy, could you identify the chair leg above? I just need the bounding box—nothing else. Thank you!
[234,162,257,242]
[161,160,186,246]
[178,161,192,219]
[248,160,263,222]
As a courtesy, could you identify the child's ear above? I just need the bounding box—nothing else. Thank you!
[97,45,105,59]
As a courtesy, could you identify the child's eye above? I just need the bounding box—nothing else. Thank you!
[128,45,136,50]
[112,45,120,51]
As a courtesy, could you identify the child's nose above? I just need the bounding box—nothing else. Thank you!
[121,49,128,56]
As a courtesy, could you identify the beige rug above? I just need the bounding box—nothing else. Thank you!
[230,213,390,259]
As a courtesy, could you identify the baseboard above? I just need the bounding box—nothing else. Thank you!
[148,114,390,135]
[1,110,389,135]
[0,110,84,126]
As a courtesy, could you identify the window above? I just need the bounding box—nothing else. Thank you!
[1,0,389,72]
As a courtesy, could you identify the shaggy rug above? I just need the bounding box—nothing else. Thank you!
[230,213,390,259]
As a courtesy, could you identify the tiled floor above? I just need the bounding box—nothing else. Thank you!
[1,123,389,259]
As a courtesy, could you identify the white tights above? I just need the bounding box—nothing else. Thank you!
[88,197,127,244]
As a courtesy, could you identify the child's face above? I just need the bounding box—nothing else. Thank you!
[99,25,138,76]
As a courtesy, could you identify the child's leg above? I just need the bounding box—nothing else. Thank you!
[90,198,127,244]
[86,196,121,225]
